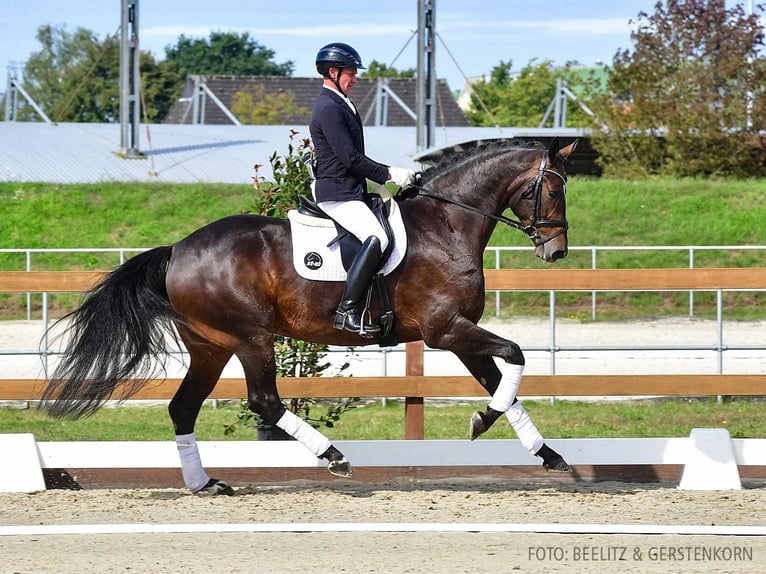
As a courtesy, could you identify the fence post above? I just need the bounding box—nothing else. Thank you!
[404,341,425,439]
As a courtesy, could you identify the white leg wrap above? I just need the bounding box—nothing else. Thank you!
[276,410,332,457]
[175,433,210,492]
[506,402,544,455]
[487,364,524,413]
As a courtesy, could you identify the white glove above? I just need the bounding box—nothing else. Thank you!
[388,167,415,187]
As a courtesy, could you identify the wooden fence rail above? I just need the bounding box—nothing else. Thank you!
[2,269,765,438]
[3,267,766,293]
[3,374,765,402]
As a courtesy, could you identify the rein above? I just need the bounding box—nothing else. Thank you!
[411,149,569,246]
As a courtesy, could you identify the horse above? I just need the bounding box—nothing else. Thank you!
[41,137,576,495]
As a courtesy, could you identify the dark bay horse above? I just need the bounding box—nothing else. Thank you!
[41,138,575,494]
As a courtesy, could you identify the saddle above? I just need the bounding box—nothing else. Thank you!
[286,186,407,347]
[297,193,396,271]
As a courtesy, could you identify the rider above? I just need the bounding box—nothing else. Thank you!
[310,42,415,337]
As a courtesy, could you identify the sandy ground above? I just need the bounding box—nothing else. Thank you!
[1,480,765,573]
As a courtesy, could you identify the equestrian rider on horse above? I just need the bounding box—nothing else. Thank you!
[309,42,415,337]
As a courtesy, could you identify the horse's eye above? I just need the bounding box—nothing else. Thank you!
[548,185,565,199]
[521,183,536,199]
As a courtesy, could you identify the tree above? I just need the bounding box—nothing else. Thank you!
[162,31,294,77]
[466,59,594,127]
[361,60,416,79]
[588,0,766,178]
[138,53,185,123]
[15,26,293,123]
[18,24,176,123]
[20,24,113,122]
[153,31,296,122]
[231,85,309,124]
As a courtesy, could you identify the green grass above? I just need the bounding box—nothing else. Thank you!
[488,177,766,255]
[2,177,766,320]
[484,177,766,320]
[0,182,252,268]
[1,398,762,441]
[3,178,766,268]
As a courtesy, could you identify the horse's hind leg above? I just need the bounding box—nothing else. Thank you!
[237,331,353,478]
[169,327,235,495]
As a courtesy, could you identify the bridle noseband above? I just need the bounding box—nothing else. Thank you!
[413,149,569,246]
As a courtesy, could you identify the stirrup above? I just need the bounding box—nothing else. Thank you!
[333,308,379,338]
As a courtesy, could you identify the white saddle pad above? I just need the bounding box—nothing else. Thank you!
[288,190,407,282]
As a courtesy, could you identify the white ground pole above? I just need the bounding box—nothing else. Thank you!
[1,522,765,537]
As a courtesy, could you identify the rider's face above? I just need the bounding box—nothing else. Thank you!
[333,67,358,95]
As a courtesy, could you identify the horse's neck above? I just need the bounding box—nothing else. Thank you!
[430,167,520,242]
[403,182,501,255]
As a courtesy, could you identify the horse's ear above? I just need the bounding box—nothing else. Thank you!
[558,139,579,159]
[546,137,560,156]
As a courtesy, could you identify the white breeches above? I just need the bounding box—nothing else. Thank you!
[318,200,389,252]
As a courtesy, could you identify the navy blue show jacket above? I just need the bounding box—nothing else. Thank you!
[309,87,390,203]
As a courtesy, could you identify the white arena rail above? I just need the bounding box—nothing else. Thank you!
[2,430,765,494]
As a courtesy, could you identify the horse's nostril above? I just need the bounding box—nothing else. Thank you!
[551,249,568,261]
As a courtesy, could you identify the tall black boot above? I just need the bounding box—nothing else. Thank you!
[333,236,382,337]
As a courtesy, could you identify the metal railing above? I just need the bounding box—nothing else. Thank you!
[485,244,766,318]
[1,247,765,384]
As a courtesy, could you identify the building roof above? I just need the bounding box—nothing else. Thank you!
[163,75,471,128]
[0,121,594,185]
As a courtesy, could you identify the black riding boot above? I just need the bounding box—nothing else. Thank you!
[333,236,382,337]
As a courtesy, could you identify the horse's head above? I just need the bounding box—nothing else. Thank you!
[511,138,575,262]
[411,138,574,263]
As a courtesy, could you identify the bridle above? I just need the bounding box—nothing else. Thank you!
[412,149,569,246]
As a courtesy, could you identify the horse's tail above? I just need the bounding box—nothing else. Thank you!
[40,246,180,419]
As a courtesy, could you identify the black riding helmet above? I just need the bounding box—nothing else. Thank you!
[315,42,366,77]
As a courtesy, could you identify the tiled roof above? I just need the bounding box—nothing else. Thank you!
[163,75,471,127]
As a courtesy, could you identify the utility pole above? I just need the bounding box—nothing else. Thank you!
[119,0,142,157]
[416,0,436,152]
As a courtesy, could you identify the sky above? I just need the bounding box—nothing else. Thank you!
[0,0,756,92]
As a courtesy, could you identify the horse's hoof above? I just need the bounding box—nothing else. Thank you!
[327,457,353,478]
[543,457,572,473]
[535,443,572,473]
[469,411,488,440]
[197,478,235,495]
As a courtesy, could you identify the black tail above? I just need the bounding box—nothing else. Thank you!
[40,246,180,419]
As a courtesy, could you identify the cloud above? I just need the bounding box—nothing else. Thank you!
[438,17,634,36]
[143,23,413,41]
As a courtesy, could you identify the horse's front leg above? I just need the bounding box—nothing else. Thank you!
[459,353,570,472]
[239,334,353,478]
[426,318,570,472]
[261,405,353,478]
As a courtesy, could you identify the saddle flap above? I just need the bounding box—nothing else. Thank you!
[287,198,407,282]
